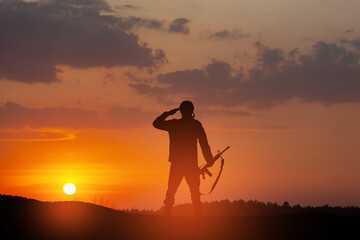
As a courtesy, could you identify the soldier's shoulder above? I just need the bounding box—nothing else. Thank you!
[193,119,203,126]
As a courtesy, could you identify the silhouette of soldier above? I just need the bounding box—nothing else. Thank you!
[153,101,214,216]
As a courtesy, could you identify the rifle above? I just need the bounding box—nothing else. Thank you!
[199,146,230,194]
[199,146,230,179]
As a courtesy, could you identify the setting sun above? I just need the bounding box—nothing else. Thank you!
[63,183,76,195]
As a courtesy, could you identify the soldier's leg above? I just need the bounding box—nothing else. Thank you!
[164,163,184,215]
[185,166,202,216]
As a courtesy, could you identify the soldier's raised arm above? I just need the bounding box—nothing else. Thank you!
[153,108,179,131]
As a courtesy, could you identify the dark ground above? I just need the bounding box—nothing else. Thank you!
[1,194,359,240]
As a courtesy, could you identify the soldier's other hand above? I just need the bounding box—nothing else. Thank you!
[168,108,179,115]
[207,159,215,167]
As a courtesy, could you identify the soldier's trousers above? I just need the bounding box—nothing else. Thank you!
[164,162,201,209]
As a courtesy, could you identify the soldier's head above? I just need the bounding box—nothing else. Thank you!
[180,100,195,118]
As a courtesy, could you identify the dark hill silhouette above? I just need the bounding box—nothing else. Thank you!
[1,194,359,240]
[125,199,360,217]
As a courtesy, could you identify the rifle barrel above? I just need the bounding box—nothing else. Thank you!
[219,146,230,155]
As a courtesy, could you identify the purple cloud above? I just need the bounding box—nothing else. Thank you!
[130,40,360,109]
[0,0,166,83]
[168,18,191,34]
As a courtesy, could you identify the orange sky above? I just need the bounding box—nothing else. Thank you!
[1,0,360,209]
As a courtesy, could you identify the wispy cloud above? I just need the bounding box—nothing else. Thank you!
[206,29,250,41]
[0,127,79,142]
[207,125,295,132]
[116,4,141,10]
[0,102,155,129]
